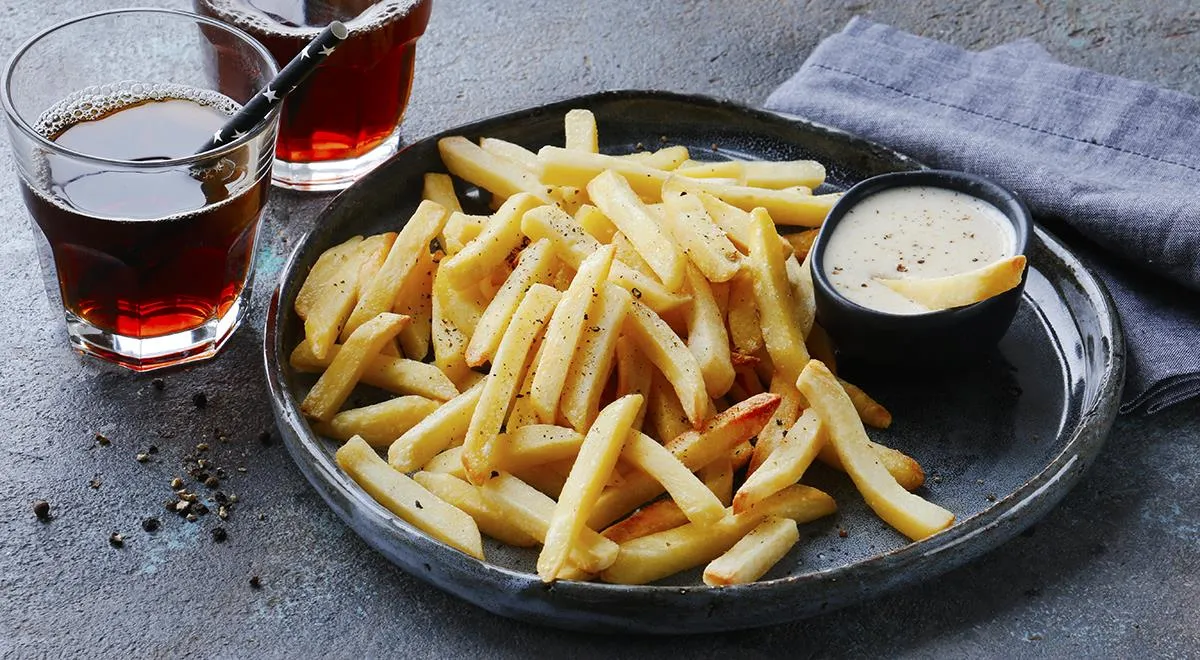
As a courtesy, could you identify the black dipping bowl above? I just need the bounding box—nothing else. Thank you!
[810,170,1032,368]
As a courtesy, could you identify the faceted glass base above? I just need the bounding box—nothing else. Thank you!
[270,127,401,192]
[65,295,246,372]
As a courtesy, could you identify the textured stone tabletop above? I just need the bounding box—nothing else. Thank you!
[2,1,1197,657]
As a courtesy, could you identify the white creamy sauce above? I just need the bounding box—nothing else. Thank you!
[822,186,1014,314]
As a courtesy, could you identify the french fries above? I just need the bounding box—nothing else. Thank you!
[337,436,483,559]
[301,312,410,421]
[587,170,686,291]
[876,255,1027,311]
[317,395,441,448]
[600,485,835,585]
[539,395,642,581]
[461,284,561,484]
[797,360,953,540]
[622,298,709,428]
[703,516,800,586]
[292,108,963,588]
[341,202,446,341]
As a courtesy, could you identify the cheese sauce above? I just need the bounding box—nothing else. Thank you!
[822,186,1015,314]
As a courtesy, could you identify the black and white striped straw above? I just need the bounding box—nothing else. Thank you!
[196,20,349,154]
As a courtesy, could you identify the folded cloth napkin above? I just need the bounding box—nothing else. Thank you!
[765,17,1200,414]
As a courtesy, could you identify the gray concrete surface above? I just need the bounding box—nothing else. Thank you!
[2,0,1198,657]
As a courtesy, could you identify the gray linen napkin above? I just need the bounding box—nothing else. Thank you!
[765,17,1200,414]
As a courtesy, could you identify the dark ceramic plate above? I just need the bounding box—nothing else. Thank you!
[263,90,1124,634]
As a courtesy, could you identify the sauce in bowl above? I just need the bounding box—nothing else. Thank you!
[821,186,1015,314]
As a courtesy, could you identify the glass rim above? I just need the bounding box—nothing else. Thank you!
[1,7,281,169]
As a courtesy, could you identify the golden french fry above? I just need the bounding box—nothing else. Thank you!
[481,472,619,573]
[681,266,735,399]
[505,329,548,430]
[646,370,690,445]
[538,146,669,199]
[610,231,656,279]
[623,431,724,525]
[746,207,810,383]
[530,245,616,422]
[422,172,463,213]
[661,177,742,282]
[587,170,686,291]
[393,247,436,360]
[695,180,839,227]
[575,204,617,242]
[551,186,588,216]
[521,204,689,314]
[559,283,631,431]
[430,271,475,388]
[697,191,754,251]
[675,160,742,180]
[564,109,599,153]
[588,392,780,529]
[412,471,538,547]
[599,484,835,584]
[699,457,734,506]
[290,339,458,401]
[817,440,925,491]
[876,255,1027,311]
[295,235,363,320]
[497,425,584,472]
[601,499,690,544]
[620,145,690,170]
[439,193,542,291]
[538,394,643,581]
[726,271,763,354]
[465,238,557,367]
[461,284,561,484]
[623,298,709,429]
[797,360,953,540]
[703,516,800,586]
[424,445,466,477]
[302,312,410,421]
[734,409,824,513]
[740,160,826,189]
[438,136,551,202]
[747,373,805,476]
[342,202,447,341]
[388,381,484,472]
[785,252,816,339]
[837,377,893,429]
[317,396,441,448]
[337,436,483,559]
[783,229,820,261]
[303,234,392,360]
[615,336,654,429]
[478,136,540,173]
[441,212,485,256]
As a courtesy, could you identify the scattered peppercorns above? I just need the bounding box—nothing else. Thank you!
[249,575,262,589]
[192,392,208,408]
[142,517,160,533]
[32,499,51,521]
[204,476,220,489]
[151,377,165,390]
[258,431,273,446]
[211,527,228,543]
[95,433,110,447]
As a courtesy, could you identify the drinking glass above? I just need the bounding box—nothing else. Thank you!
[195,0,433,191]
[2,9,280,371]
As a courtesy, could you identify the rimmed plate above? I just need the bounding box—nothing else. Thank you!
[263,90,1124,634]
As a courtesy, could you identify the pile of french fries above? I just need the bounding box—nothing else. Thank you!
[293,109,955,586]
